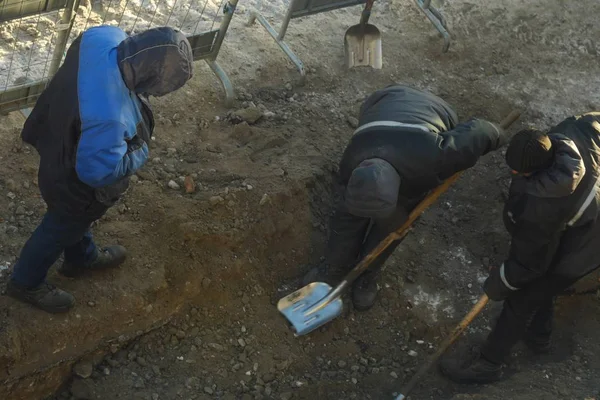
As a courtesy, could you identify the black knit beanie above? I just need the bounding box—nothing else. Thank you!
[505,129,554,173]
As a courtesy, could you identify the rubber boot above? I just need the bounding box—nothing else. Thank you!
[7,280,75,313]
[301,263,343,287]
[351,268,381,311]
[439,351,503,384]
[59,245,127,278]
[523,331,552,354]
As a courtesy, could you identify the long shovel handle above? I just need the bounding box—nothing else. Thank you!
[361,0,376,27]
[394,110,522,400]
[310,110,521,313]
[395,294,490,400]
[356,0,376,62]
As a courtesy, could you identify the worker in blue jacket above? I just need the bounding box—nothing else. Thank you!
[7,26,193,313]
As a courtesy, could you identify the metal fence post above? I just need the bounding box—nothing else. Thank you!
[206,0,238,107]
[414,0,450,52]
[209,0,238,61]
[48,0,79,77]
[277,0,296,41]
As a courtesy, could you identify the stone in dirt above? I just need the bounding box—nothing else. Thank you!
[209,196,224,206]
[259,194,270,206]
[346,115,359,129]
[73,359,94,379]
[167,180,180,190]
[232,107,263,125]
[184,176,196,194]
[4,178,17,191]
[231,122,254,145]
[70,379,93,399]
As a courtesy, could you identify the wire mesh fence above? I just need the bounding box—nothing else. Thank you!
[0,0,237,113]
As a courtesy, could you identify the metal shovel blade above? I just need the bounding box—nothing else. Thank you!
[344,23,382,69]
[277,282,344,336]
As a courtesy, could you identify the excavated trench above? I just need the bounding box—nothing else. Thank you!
[0,152,338,400]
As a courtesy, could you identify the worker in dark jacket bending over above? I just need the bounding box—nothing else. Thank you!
[7,26,193,313]
[441,113,600,383]
[303,85,508,311]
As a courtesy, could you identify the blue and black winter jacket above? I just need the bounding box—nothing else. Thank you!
[22,25,193,218]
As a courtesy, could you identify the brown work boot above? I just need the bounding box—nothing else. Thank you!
[59,245,127,278]
[7,280,75,313]
[439,350,503,384]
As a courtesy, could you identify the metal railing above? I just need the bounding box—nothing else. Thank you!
[415,0,450,53]
[246,0,450,81]
[0,0,238,114]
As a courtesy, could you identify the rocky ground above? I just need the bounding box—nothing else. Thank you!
[1,0,600,399]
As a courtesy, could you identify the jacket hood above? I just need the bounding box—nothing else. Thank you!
[117,27,193,97]
[344,158,401,220]
[517,135,586,198]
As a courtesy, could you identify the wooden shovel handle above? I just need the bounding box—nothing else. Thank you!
[394,111,521,399]
[364,0,376,12]
[395,294,490,399]
[499,110,522,131]
[361,0,376,26]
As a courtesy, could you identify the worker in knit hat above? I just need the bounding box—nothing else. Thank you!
[302,84,509,312]
[505,128,555,174]
[441,113,600,384]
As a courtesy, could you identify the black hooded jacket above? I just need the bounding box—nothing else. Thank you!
[339,85,503,200]
[21,26,193,219]
[498,113,600,292]
[322,85,503,273]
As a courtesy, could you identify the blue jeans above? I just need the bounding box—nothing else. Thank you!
[11,210,98,288]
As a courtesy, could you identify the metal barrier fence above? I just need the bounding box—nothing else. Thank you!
[246,0,450,81]
[415,0,450,52]
[0,0,238,114]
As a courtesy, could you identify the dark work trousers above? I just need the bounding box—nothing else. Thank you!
[324,197,421,279]
[481,273,580,364]
[10,210,98,288]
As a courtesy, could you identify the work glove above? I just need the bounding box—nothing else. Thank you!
[483,265,514,301]
[496,123,515,148]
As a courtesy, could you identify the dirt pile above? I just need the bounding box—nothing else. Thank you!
[0,107,333,400]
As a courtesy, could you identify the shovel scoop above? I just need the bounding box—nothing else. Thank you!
[344,0,382,69]
[277,282,343,336]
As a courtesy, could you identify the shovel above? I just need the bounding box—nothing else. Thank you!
[277,110,522,337]
[344,0,382,69]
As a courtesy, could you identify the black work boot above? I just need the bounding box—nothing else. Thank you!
[351,268,381,311]
[439,350,503,384]
[523,331,552,354]
[301,263,340,287]
[7,280,75,313]
[59,245,127,278]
